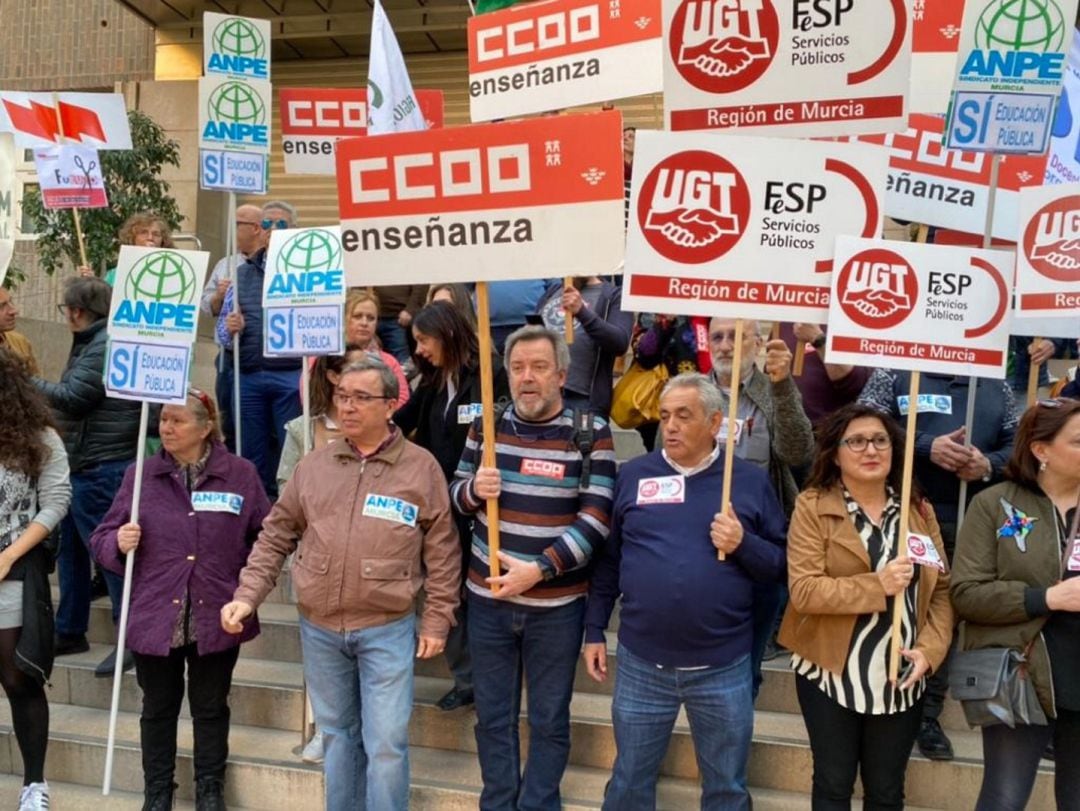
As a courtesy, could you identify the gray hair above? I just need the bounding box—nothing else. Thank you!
[339,355,399,402]
[660,373,724,420]
[261,200,298,224]
[503,325,571,373]
[62,276,111,320]
[708,317,762,339]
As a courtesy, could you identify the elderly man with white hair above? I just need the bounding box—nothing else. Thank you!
[584,373,786,811]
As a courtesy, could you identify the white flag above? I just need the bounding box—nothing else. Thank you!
[367,0,426,134]
[0,133,15,286]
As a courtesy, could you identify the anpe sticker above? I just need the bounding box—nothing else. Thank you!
[362,494,419,527]
[191,491,244,515]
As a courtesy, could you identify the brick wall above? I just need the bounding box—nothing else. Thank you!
[0,0,154,90]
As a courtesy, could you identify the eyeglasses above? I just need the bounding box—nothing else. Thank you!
[261,218,290,230]
[839,434,892,453]
[56,304,73,317]
[333,390,393,407]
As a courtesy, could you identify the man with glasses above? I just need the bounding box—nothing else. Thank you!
[221,356,461,811]
[0,287,37,373]
[858,367,1018,761]
[222,201,302,497]
[200,204,265,452]
[708,317,814,695]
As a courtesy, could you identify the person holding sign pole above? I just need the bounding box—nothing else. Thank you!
[778,404,954,810]
[449,326,616,811]
[858,368,1018,760]
[0,349,71,811]
[585,373,786,811]
[395,301,510,712]
[90,390,270,811]
[34,277,141,677]
[221,356,461,811]
[222,201,303,499]
[951,398,1080,811]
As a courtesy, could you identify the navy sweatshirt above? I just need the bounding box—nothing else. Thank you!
[585,449,787,669]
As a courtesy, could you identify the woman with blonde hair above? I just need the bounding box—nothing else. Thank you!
[78,211,176,283]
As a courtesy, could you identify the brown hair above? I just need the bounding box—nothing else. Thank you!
[1004,399,1080,488]
[0,348,57,477]
[119,212,175,249]
[803,403,924,506]
[426,283,477,331]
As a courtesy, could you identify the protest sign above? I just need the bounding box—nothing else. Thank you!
[34,145,107,208]
[1045,27,1080,184]
[199,149,267,193]
[661,0,911,136]
[0,134,14,286]
[825,235,1013,377]
[280,88,445,175]
[261,226,346,357]
[105,246,210,404]
[198,75,272,154]
[621,130,887,322]
[910,0,964,113]
[467,0,663,122]
[1015,182,1080,316]
[336,109,625,286]
[945,0,1080,153]
[0,92,132,150]
[203,12,271,80]
[855,114,1048,240]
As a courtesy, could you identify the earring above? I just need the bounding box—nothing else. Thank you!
[1039,460,1047,472]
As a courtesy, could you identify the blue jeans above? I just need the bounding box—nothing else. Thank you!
[605,646,753,811]
[215,350,235,453]
[377,317,410,363]
[468,596,586,811]
[58,459,131,637]
[299,614,415,811]
[237,368,301,499]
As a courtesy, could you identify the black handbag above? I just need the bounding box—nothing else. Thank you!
[950,496,1080,729]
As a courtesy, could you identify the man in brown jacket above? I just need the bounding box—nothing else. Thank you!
[221,355,461,811]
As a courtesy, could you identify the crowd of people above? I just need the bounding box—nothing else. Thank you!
[0,199,1079,811]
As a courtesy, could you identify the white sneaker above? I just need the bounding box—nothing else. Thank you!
[300,729,325,764]
[18,782,50,810]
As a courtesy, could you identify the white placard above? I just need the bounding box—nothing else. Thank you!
[0,133,15,286]
[1015,182,1080,317]
[198,75,272,155]
[105,341,191,405]
[108,246,210,344]
[262,227,346,307]
[263,304,344,358]
[203,12,271,81]
[34,145,108,209]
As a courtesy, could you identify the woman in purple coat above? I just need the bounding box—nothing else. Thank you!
[91,390,270,811]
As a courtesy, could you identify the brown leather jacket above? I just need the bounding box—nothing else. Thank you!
[234,431,461,638]
[778,486,954,676]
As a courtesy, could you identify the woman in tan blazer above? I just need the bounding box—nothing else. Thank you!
[778,403,954,810]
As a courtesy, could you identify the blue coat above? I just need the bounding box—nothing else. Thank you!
[91,442,271,656]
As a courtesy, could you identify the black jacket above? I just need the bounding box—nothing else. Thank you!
[10,545,54,685]
[36,320,141,473]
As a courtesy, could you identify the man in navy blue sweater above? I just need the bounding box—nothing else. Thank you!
[584,373,786,811]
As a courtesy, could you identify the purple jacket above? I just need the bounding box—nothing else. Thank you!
[90,442,271,657]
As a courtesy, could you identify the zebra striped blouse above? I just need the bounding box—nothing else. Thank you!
[791,489,925,715]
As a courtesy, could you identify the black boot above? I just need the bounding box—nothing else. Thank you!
[142,782,176,811]
[195,777,227,811]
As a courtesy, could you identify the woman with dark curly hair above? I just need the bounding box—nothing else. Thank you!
[0,348,72,810]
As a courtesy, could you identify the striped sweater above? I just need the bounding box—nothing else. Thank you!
[450,407,616,608]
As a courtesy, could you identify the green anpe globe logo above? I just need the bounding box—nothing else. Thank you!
[208,81,266,125]
[213,18,266,59]
[278,230,343,275]
[975,0,1067,52]
[124,251,197,304]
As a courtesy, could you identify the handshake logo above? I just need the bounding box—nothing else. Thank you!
[671,0,779,93]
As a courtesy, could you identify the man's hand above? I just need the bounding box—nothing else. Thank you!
[583,642,608,683]
[486,551,544,598]
[710,506,744,555]
[897,647,931,690]
[117,523,141,554]
[956,446,992,482]
[220,600,253,634]
[473,467,502,500]
[763,338,792,383]
[1029,338,1055,365]
[77,265,94,278]
[793,323,824,345]
[225,311,245,336]
[416,636,445,659]
[398,310,413,328]
[561,285,585,316]
[929,427,972,472]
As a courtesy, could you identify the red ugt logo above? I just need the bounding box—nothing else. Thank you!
[670,0,779,93]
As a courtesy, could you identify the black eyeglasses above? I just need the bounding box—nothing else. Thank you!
[261,218,290,230]
[839,434,892,453]
[56,304,73,317]
[333,391,393,407]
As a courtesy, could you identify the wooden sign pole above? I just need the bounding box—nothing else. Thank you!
[889,370,920,684]
[563,275,575,345]
[52,94,89,268]
[718,319,745,562]
[475,281,501,590]
[1027,337,1043,407]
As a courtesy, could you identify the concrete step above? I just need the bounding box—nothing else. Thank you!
[0,773,257,810]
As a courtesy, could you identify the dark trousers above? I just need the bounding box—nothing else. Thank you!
[215,351,235,453]
[977,708,1080,811]
[796,674,924,810]
[133,644,240,790]
[922,521,957,722]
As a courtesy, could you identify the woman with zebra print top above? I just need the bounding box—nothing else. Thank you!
[778,404,954,810]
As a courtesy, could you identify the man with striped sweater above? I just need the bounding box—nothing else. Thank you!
[450,326,616,811]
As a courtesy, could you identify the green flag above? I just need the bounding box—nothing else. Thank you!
[475,0,527,13]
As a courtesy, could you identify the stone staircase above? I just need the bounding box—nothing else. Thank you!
[0,565,1052,809]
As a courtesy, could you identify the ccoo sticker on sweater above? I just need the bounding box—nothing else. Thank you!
[362,494,418,527]
[191,491,244,515]
[636,475,685,505]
